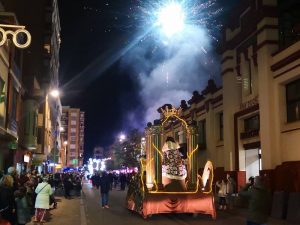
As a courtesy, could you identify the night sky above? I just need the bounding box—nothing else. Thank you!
[58,0,239,161]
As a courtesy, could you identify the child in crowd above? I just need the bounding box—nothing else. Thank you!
[216,179,227,210]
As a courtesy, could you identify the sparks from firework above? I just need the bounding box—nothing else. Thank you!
[65,0,222,95]
[130,0,223,86]
[134,0,222,40]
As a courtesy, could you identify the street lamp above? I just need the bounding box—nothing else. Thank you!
[119,133,126,142]
[59,127,64,132]
[63,141,68,167]
[50,89,60,98]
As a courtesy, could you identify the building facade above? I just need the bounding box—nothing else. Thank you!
[156,0,300,193]
[1,0,62,172]
[61,107,85,167]
[0,10,24,172]
[79,111,85,166]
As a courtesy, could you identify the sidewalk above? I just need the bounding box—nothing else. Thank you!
[221,208,297,225]
[27,196,81,225]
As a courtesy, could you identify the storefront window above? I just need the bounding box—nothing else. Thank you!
[286,78,300,123]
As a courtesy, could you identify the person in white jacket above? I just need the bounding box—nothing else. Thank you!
[216,179,227,210]
[34,177,53,223]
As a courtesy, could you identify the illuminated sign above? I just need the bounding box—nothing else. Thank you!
[24,155,30,163]
[0,24,31,49]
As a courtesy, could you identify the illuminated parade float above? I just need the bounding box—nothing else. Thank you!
[126,105,216,219]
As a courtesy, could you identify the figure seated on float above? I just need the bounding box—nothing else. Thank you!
[126,105,216,219]
[162,137,187,191]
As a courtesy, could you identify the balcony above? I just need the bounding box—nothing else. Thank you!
[240,129,259,140]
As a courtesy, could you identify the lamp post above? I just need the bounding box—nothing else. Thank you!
[49,89,60,173]
[50,89,59,98]
[63,141,68,167]
[119,133,126,142]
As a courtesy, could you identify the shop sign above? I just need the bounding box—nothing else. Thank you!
[8,140,18,149]
[72,159,78,165]
[24,155,30,163]
[240,96,259,110]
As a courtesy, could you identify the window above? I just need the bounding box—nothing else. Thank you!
[242,59,252,96]
[44,44,51,54]
[37,128,43,144]
[69,152,76,157]
[244,115,260,132]
[278,0,300,48]
[71,120,76,125]
[70,128,76,132]
[198,120,206,149]
[286,78,300,122]
[0,77,5,100]
[219,113,223,141]
[71,113,77,117]
[0,77,5,127]
[11,89,17,121]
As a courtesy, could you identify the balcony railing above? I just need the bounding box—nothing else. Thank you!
[240,129,259,140]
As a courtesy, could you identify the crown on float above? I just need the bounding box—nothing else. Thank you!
[161,105,182,118]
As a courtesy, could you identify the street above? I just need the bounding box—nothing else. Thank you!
[78,181,289,225]
[25,180,293,225]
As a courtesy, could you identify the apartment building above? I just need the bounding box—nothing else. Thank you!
[61,107,85,167]
[0,9,24,172]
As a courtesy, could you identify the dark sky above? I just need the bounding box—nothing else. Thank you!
[58,0,239,160]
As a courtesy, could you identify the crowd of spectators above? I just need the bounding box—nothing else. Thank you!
[0,167,83,225]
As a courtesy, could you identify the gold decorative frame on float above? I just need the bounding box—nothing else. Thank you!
[127,105,216,219]
[0,24,31,48]
[141,105,214,194]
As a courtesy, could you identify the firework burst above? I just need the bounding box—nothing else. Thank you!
[134,0,223,41]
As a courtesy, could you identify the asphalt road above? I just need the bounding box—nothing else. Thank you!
[81,182,249,225]
[27,181,291,225]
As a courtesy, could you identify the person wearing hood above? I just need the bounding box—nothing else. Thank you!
[99,172,111,208]
[239,176,271,225]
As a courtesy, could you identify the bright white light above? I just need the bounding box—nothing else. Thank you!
[50,89,60,98]
[63,141,68,145]
[59,127,64,132]
[119,134,126,142]
[100,161,106,171]
[157,2,185,37]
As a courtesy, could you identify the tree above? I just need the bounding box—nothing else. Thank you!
[112,129,142,169]
[48,147,59,163]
